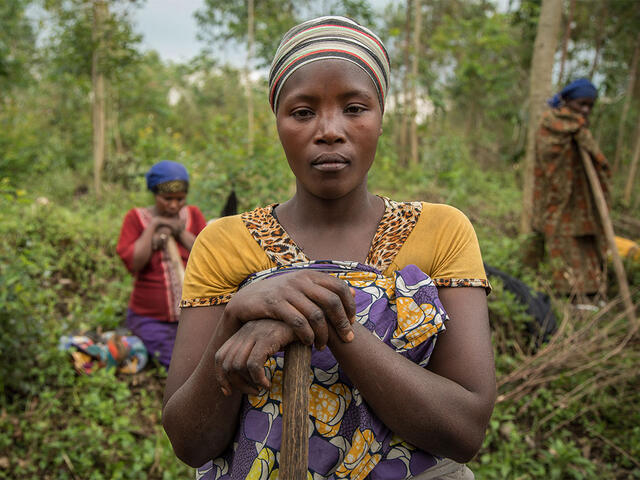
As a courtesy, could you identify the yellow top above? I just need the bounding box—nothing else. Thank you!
[182,199,489,307]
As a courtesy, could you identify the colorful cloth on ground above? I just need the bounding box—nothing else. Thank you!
[532,107,611,294]
[125,309,178,368]
[117,204,207,322]
[58,331,148,374]
[197,260,448,480]
[268,16,390,113]
[181,198,489,308]
[145,160,190,191]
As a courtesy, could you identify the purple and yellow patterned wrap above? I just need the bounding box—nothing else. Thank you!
[197,261,448,480]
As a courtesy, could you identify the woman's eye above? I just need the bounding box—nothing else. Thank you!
[292,109,313,119]
[345,105,366,114]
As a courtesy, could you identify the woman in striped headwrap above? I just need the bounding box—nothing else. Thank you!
[163,16,495,480]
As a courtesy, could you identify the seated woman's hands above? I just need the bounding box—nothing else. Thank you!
[151,217,185,250]
[223,270,357,350]
[215,320,295,396]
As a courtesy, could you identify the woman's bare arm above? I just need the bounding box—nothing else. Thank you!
[162,305,244,467]
[327,286,495,463]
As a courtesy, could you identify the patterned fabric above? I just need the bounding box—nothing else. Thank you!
[268,16,390,113]
[58,331,148,375]
[532,107,611,294]
[196,261,448,480]
[240,197,422,273]
[155,180,188,194]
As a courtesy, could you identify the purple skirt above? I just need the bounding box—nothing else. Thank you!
[126,309,178,368]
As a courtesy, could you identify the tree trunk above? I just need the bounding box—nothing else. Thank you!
[623,120,640,206]
[92,0,108,199]
[520,0,563,235]
[589,1,608,80]
[557,0,575,87]
[246,0,255,157]
[398,0,412,167]
[612,32,640,174]
[409,0,422,166]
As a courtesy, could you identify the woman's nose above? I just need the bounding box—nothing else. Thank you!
[315,111,345,144]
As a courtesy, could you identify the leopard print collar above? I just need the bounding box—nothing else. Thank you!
[240,197,422,273]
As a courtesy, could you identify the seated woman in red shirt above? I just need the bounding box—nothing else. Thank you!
[117,160,206,368]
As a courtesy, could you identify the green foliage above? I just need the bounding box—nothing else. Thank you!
[0,189,192,478]
[195,0,373,67]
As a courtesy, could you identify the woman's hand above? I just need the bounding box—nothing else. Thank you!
[151,226,172,250]
[154,216,185,238]
[223,270,356,350]
[215,320,295,396]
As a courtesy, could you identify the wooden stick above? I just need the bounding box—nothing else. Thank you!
[580,147,636,324]
[280,342,312,478]
[165,236,185,285]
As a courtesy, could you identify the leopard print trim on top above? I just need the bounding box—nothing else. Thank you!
[434,278,490,289]
[241,204,308,266]
[180,293,234,308]
[240,197,422,270]
[366,197,422,272]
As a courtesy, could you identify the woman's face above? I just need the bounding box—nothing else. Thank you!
[565,97,595,119]
[155,192,186,217]
[275,59,383,201]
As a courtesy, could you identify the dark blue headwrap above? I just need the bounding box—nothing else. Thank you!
[145,160,189,192]
[548,78,598,108]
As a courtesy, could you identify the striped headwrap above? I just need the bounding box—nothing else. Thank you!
[268,16,390,113]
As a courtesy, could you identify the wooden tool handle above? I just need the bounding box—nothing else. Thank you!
[280,342,312,478]
[165,235,185,285]
[580,147,636,322]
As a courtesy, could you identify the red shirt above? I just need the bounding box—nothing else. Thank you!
[116,205,207,322]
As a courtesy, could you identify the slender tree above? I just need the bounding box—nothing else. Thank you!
[92,0,107,198]
[409,0,422,166]
[246,0,254,157]
[520,0,563,234]
[612,32,640,174]
[398,0,412,167]
[623,120,640,206]
[557,0,575,87]
[588,1,608,80]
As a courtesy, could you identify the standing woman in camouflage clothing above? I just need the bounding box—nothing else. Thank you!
[531,78,611,298]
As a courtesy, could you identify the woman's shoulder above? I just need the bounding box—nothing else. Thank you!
[418,202,471,224]
[197,213,248,243]
[195,205,277,257]
[121,207,150,226]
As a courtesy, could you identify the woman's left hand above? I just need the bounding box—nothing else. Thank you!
[214,319,295,396]
[155,216,185,238]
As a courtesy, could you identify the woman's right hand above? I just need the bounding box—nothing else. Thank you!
[223,270,357,350]
[153,216,185,237]
[151,225,172,250]
[215,319,295,396]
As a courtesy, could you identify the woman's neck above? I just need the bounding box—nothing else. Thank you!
[274,186,385,263]
[280,186,380,229]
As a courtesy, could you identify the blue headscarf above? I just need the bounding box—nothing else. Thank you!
[145,160,189,191]
[548,78,598,108]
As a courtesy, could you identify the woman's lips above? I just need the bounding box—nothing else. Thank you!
[311,153,349,172]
